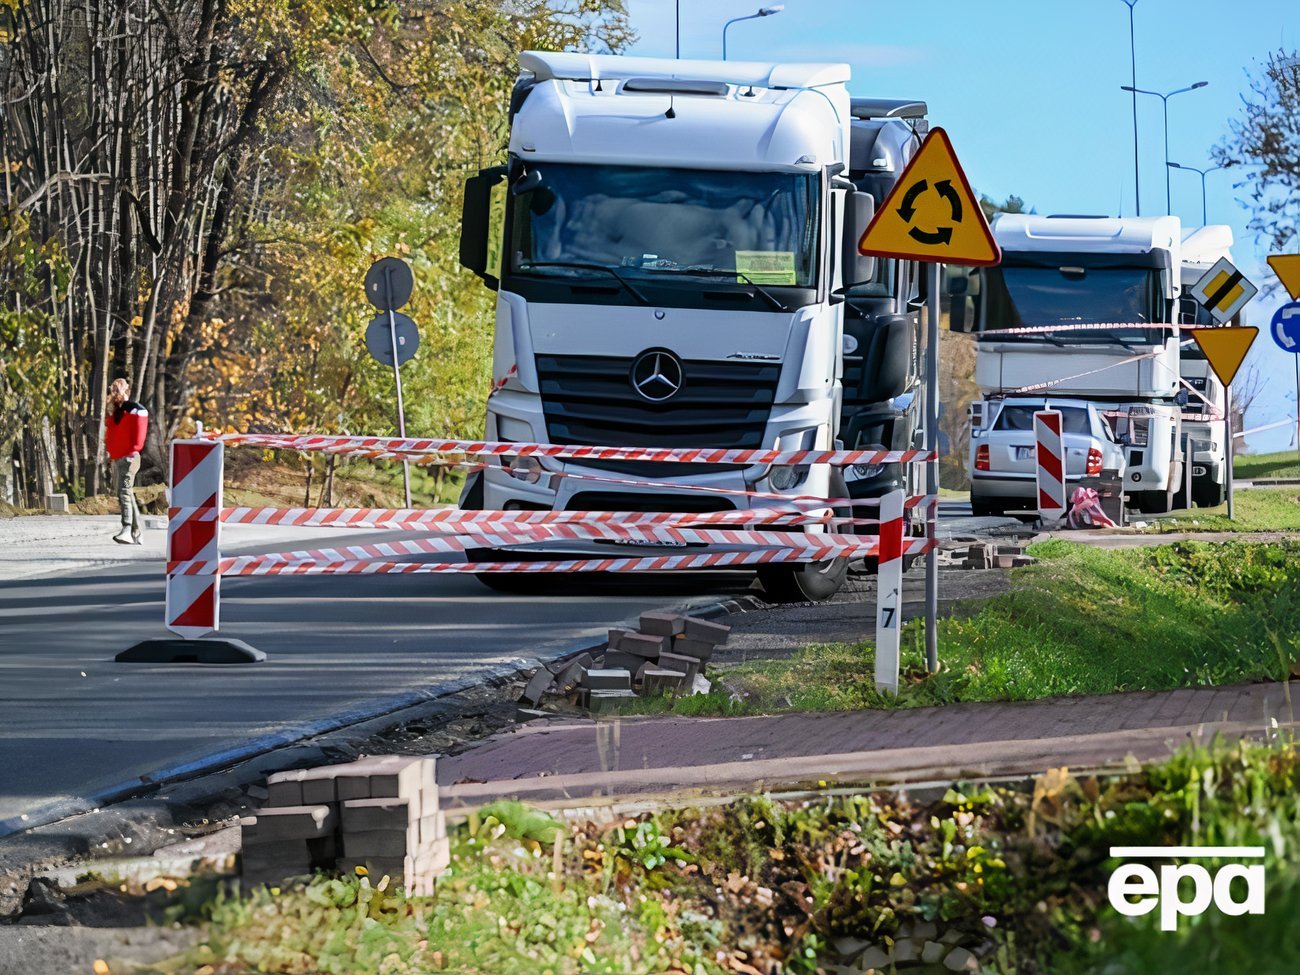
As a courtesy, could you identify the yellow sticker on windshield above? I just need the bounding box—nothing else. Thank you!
[735,250,797,286]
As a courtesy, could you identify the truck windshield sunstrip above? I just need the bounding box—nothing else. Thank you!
[509,163,820,290]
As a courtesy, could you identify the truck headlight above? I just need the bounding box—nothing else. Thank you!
[768,465,808,491]
[1192,438,1212,453]
[847,443,888,481]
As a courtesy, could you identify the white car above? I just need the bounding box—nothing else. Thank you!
[969,398,1126,517]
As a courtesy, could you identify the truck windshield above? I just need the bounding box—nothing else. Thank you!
[508,163,819,288]
[980,264,1165,344]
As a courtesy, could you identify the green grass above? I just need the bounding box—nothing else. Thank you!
[1146,488,1300,532]
[637,540,1300,717]
[1233,450,1300,481]
[164,739,1300,975]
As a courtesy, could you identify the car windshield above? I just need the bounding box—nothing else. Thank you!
[994,406,1092,435]
[508,163,819,288]
[980,265,1165,344]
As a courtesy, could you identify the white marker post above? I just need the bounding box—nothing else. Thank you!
[874,489,906,695]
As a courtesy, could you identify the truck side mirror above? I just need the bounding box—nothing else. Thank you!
[841,191,876,286]
[460,165,508,289]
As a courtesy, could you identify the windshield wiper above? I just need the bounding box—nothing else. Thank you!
[517,261,650,306]
[645,266,790,312]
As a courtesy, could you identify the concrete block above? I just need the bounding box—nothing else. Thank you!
[617,632,668,658]
[681,616,730,644]
[583,668,631,691]
[658,652,700,683]
[342,828,412,859]
[606,627,633,649]
[265,770,305,807]
[520,666,555,706]
[672,636,716,661]
[341,797,414,832]
[252,805,335,840]
[586,689,637,714]
[45,493,68,513]
[641,669,688,697]
[639,611,685,637]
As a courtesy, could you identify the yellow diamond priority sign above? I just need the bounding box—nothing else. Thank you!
[858,127,1000,267]
[1191,326,1258,387]
[1189,258,1257,325]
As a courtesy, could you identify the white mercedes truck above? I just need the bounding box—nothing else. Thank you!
[457,52,930,600]
[957,214,1195,515]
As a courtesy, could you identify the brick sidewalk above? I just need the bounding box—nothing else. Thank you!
[438,682,1296,808]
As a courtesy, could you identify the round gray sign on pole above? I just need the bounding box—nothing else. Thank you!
[364,257,414,311]
[365,313,420,366]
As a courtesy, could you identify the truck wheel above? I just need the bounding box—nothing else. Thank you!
[1134,489,1173,515]
[1193,480,1227,508]
[757,558,849,603]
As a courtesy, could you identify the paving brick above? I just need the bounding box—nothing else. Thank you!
[587,689,637,713]
[617,632,668,658]
[342,796,414,832]
[369,757,424,799]
[639,611,685,637]
[603,649,642,672]
[342,828,413,859]
[641,668,688,696]
[681,616,729,644]
[583,668,632,691]
[252,805,336,840]
[265,770,305,807]
[520,666,555,706]
[658,652,701,683]
[556,652,595,688]
[672,636,715,661]
[606,627,633,649]
[299,768,339,805]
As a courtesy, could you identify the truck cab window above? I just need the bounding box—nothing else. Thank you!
[979,263,1164,344]
[508,163,819,289]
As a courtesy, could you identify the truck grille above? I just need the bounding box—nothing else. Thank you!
[535,354,778,450]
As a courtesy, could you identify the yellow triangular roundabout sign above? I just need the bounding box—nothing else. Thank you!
[858,127,1000,267]
[1191,326,1258,386]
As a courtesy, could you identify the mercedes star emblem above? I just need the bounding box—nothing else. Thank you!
[630,349,684,402]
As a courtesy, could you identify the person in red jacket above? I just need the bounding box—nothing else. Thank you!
[104,378,149,544]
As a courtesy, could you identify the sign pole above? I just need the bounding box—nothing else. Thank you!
[925,260,940,674]
[384,265,412,509]
[1225,385,1234,521]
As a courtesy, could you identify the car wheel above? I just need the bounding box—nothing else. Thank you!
[970,501,1005,517]
[757,558,849,603]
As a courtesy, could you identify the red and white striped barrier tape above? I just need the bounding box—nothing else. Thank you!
[170,536,937,578]
[193,495,941,532]
[200,431,934,469]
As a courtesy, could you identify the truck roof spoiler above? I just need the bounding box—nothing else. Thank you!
[850,98,927,120]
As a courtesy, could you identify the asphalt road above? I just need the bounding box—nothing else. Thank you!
[0,516,751,837]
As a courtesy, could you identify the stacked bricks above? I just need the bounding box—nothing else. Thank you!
[516,612,731,715]
[241,755,448,896]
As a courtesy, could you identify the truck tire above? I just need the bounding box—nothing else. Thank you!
[757,558,849,603]
[1193,479,1227,508]
[1134,488,1173,515]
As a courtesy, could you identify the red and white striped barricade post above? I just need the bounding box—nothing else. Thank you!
[1034,409,1067,526]
[118,437,264,663]
[873,489,906,695]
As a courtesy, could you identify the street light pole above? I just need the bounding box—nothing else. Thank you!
[1119,0,1140,215]
[1121,82,1208,213]
[722,5,784,60]
[1167,162,1225,224]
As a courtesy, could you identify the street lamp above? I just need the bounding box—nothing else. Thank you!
[1118,0,1141,216]
[722,5,784,60]
[1121,81,1209,213]
[1167,161,1226,225]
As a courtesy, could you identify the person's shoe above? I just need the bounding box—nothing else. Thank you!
[112,527,133,545]
[131,530,143,545]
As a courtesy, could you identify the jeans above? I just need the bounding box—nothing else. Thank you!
[114,455,141,534]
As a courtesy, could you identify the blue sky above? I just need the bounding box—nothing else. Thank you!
[623,0,1299,450]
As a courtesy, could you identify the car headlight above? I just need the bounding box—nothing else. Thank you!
[768,465,808,492]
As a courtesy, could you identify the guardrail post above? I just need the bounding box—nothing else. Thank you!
[874,489,905,695]
[165,439,224,637]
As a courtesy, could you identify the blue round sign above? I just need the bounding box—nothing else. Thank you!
[1271,301,1300,354]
